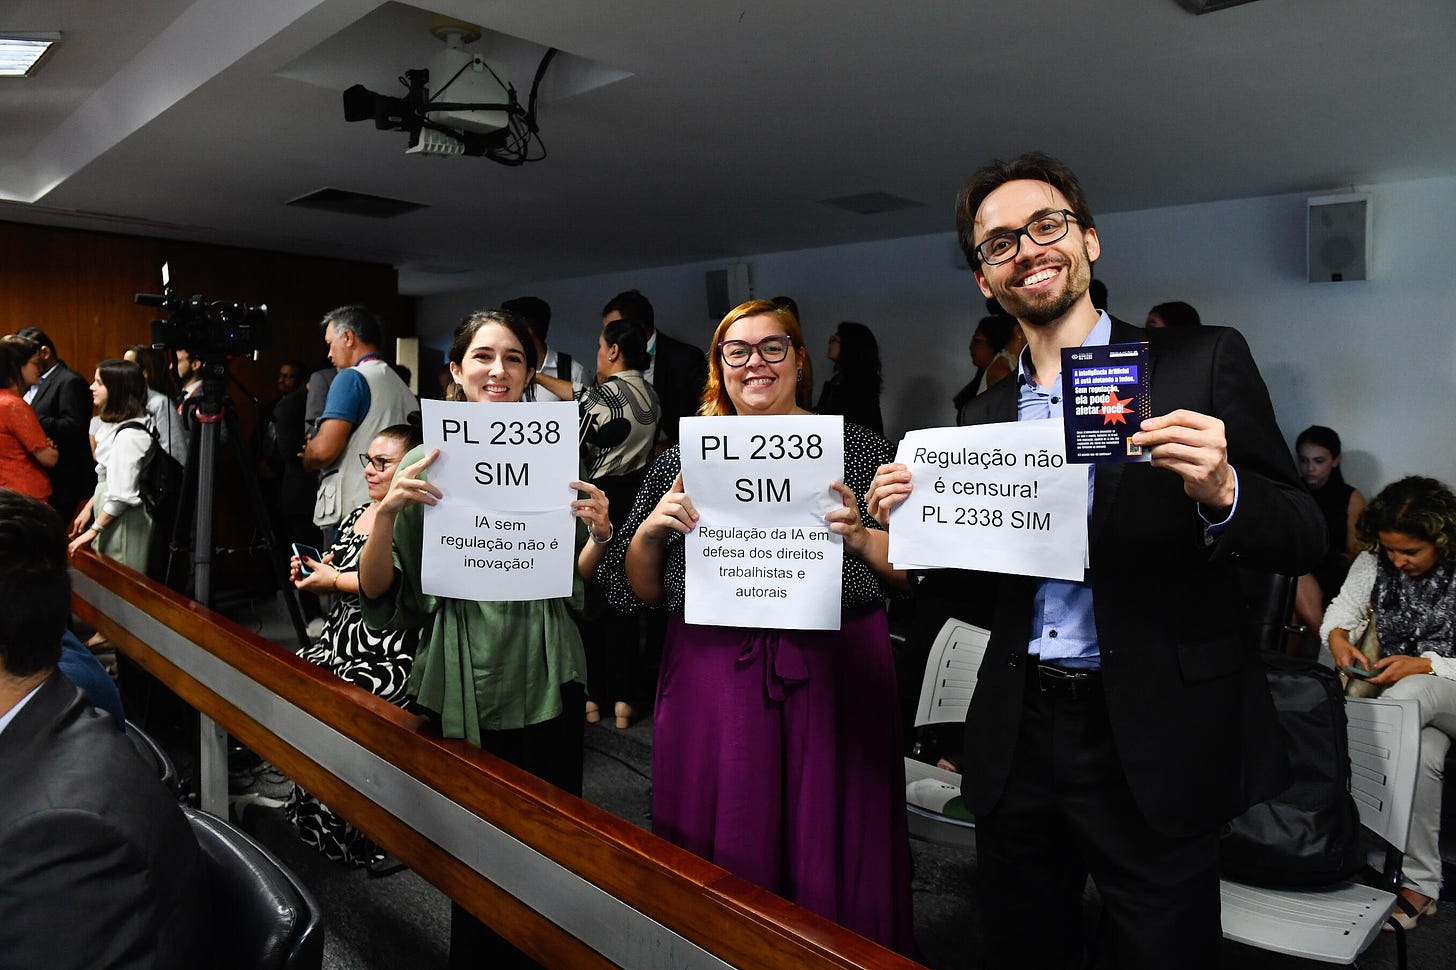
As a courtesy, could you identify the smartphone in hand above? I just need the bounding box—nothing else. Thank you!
[291,542,323,576]
[1340,664,1376,680]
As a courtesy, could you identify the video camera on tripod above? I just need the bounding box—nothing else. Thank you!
[129,263,308,651]
[135,263,268,361]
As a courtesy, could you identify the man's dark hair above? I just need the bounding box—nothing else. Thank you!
[955,151,1097,267]
[770,295,800,323]
[832,321,883,394]
[1089,279,1109,312]
[977,315,1017,353]
[601,290,654,332]
[602,317,653,372]
[501,297,552,341]
[1149,301,1202,329]
[0,490,70,677]
[321,306,383,347]
[15,326,56,355]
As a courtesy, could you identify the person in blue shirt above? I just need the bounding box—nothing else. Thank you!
[56,628,124,728]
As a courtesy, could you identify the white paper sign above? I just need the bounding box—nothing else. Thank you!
[679,415,845,630]
[419,399,580,601]
[889,419,1088,581]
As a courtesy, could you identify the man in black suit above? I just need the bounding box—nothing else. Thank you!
[15,328,95,519]
[869,153,1324,969]
[0,489,210,969]
[601,290,706,448]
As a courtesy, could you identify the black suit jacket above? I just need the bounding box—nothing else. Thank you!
[650,330,708,446]
[953,320,1323,837]
[27,362,96,516]
[0,672,211,970]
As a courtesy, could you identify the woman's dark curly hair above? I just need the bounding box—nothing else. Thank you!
[1356,475,1456,560]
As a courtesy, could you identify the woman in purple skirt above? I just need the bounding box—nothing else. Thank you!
[600,299,915,955]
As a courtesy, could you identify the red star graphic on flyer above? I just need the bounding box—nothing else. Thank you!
[1100,390,1133,425]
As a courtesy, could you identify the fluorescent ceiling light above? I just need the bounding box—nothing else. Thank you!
[0,33,60,78]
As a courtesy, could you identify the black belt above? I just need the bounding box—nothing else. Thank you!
[1030,661,1103,700]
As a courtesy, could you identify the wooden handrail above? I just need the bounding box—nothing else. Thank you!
[72,552,921,970]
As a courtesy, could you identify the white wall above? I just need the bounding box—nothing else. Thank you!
[419,173,1456,492]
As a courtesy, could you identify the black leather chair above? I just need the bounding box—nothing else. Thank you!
[184,807,325,970]
[124,719,181,797]
[1235,569,1303,655]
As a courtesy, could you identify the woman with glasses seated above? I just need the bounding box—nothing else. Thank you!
[285,423,424,867]
[600,300,915,955]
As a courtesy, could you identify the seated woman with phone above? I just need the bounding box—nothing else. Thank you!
[1322,475,1456,931]
[285,422,423,867]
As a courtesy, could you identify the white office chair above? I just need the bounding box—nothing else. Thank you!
[1220,695,1422,969]
[904,618,988,848]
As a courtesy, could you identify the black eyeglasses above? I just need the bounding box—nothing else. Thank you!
[358,453,401,472]
[974,209,1079,266]
[719,334,793,368]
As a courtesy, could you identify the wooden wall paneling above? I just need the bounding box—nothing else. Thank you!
[2,219,400,586]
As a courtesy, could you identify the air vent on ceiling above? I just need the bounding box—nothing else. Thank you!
[817,191,924,215]
[286,188,427,218]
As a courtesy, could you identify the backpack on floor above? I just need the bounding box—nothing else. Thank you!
[1219,653,1363,887]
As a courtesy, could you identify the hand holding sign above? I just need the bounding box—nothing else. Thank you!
[1131,409,1236,514]
[569,480,612,543]
[826,481,871,557]
[866,462,913,526]
[379,448,443,515]
[640,472,699,543]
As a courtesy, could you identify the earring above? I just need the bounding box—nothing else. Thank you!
[796,370,803,383]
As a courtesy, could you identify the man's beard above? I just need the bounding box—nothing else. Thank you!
[994,249,1093,328]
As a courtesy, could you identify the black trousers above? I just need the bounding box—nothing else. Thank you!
[974,668,1221,970]
[447,681,586,970]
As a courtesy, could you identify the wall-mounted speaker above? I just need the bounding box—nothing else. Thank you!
[1307,193,1370,283]
[705,262,754,320]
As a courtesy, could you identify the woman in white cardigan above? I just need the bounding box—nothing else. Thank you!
[1323,475,1456,930]
[68,359,154,570]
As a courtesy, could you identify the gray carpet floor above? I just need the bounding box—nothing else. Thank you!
[194,588,1453,968]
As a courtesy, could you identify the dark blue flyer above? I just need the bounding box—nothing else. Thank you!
[1061,342,1152,464]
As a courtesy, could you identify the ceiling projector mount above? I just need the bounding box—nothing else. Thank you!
[343,15,555,163]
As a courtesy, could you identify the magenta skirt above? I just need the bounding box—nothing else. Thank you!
[652,606,915,956]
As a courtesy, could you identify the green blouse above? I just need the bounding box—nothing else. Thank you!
[360,445,588,745]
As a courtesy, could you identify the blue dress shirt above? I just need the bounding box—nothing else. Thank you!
[1017,314,1109,668]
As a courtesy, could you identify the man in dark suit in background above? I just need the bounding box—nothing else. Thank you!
[15,328,95,519]
[601,290,706,448]
[868,153,1324,970]
[0,489,210,969]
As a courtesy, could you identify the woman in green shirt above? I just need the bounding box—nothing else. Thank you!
[357,308,611,969]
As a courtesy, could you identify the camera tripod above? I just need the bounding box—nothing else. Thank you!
[165,363,310,813]
[165,364,310,646]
